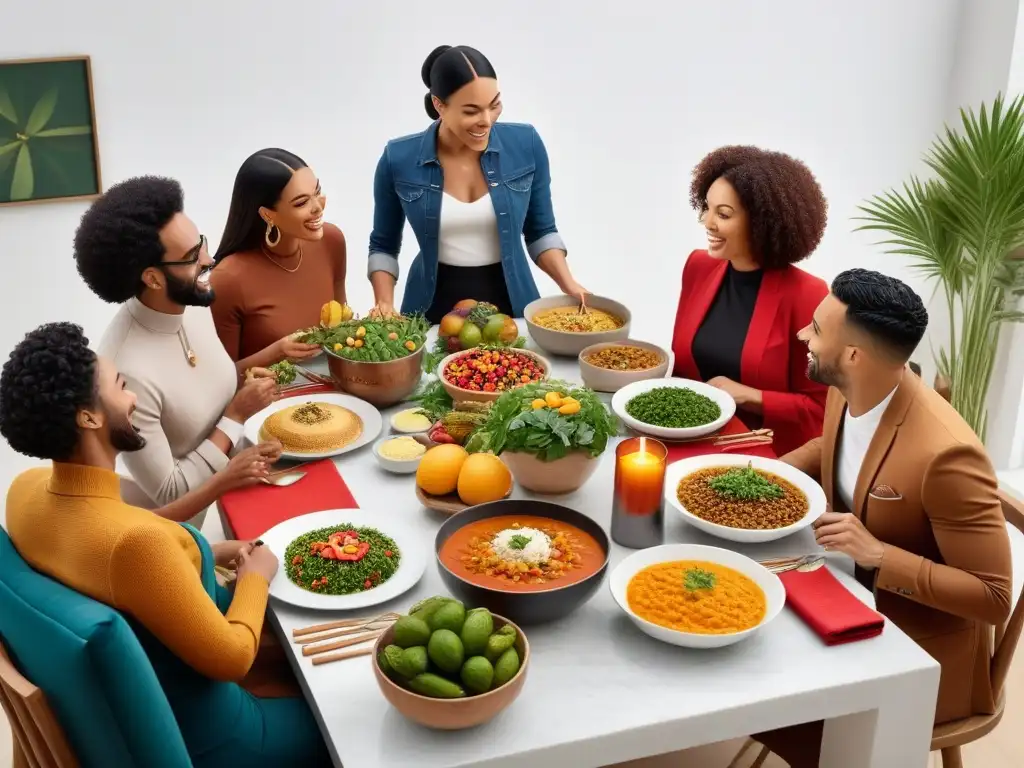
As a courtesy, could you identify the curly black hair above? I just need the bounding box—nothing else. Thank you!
[689,145,828,269]
[832,269,928,362]
[0,323,97,461]
[74,176,184,304]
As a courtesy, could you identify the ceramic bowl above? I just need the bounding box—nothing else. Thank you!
[372,613,529,730]
[437,348,551,403]
[578,339,671,393]
[523,295,631,357]
[611,377,735,440]
[499,450,600,494]
[434,499,610,625]
[389,407,433,434]
[664,453,827,543]
[372,434,433,474]
[609,543,786,649]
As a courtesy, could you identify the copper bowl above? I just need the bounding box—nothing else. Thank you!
[324,345,425,408]
[372,613,529,730]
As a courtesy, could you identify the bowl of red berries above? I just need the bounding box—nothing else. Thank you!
[437,347,550,403]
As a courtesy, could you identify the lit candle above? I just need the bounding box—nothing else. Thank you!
[617,438,666,515]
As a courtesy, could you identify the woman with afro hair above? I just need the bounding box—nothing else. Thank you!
[671,145,830,455]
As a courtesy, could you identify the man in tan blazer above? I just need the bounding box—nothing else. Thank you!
[755,268,1012,767]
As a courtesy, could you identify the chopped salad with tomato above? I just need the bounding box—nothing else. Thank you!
[284,525,401,595]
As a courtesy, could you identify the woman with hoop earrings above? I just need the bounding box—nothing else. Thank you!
[210,148,346,369]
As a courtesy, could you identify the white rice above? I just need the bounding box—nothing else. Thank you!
[490,527,552,564]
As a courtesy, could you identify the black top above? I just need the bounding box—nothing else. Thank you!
[425,263,513,325]
[691,264,764,383]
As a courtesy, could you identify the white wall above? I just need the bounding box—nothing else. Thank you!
[0,0,974,494]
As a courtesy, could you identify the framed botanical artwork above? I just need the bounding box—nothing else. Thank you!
[0,55,102,207]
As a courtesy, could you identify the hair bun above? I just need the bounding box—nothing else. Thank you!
[421,45,452,87]
[424,92,440,120]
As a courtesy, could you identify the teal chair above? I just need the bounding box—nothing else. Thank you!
[0,527,192,767]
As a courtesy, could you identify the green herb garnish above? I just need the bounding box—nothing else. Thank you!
[268,360,297,385]
[463,380,618,461]
[408,379,454,422]
[624,386,721,429]
[707,464,784,501]
[684,567,717,591]
[508,535,532,550]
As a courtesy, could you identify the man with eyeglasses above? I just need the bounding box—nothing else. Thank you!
[75,176,280,520]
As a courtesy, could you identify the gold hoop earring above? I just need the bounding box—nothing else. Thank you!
[265,221,281,248]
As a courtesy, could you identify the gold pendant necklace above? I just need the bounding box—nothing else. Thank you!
[178,327,197,367]
[260,244,304,273]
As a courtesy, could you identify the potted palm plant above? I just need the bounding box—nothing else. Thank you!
[855,94,1024,441]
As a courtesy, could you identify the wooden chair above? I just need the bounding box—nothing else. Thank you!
[0,638,78,768]
[729,489,1024,768]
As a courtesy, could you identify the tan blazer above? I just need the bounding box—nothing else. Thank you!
[783,371,1012,723]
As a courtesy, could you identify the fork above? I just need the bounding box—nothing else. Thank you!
[758,554,825,573]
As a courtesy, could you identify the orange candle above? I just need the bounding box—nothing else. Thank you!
[616,438,667,515]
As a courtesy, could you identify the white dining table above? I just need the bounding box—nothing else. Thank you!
[249,335,940,768]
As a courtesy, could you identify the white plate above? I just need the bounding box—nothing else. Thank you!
[245,392,383,460]
[611,377,735,440]
[260,509,426,611]
[609,543,785,648]
[664,453,827,543]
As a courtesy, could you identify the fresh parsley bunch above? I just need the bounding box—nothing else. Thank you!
[465,379,617,461]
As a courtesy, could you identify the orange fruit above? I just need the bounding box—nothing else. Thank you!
[457,454,513,506]
[416,444,469,496]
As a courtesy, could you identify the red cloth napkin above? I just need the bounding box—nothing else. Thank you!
[665,416,776,464]
[219,459,359,540]
[778,566,885,645]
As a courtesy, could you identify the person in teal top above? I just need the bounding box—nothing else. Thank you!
[368,45,587,321]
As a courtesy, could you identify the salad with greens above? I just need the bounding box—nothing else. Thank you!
[465,380,617,461]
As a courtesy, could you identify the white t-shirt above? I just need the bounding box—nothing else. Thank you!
[835,386,898,511]
[437,193,502,267]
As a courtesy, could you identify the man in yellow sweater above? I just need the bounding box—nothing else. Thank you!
[0,322,330,766]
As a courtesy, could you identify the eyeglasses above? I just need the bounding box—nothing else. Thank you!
[161,235,207,267]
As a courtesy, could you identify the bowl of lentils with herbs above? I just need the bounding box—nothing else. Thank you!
[611,377,735,440]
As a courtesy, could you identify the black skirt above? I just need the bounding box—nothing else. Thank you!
[425,263,514,324]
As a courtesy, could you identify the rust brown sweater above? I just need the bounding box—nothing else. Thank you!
[211,223,346,362]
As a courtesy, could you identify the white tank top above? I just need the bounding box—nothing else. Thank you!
[437,193,502,267]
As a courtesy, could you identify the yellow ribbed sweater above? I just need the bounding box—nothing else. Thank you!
[6,463,269,681]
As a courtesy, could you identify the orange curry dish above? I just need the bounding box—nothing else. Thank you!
[439,515,604,592]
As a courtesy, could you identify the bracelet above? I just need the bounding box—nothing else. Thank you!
[216,417,245,448]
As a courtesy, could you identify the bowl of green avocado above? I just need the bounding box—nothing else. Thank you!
[372,595,529,730]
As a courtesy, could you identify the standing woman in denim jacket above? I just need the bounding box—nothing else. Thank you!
[368,45,586,322]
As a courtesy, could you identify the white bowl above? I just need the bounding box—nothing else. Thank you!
[577,339,671,393]
[664,453,827,543]
[389,407,433,434]
[524,294,632,357]
[372,434,432,474]
[609,543,785,648]
[611,377,735,440]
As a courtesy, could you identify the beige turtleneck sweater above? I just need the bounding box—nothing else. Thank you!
[97,298,238,505]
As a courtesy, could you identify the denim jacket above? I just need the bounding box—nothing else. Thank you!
[368,121,567,316]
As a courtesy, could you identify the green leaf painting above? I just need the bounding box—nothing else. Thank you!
[0,58,99,204]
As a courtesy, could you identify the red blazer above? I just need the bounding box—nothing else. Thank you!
[671,250,828,456]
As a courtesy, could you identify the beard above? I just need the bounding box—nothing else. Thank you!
[166,270,215,308]
[807,353,843,388]
[110,415,146,453]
